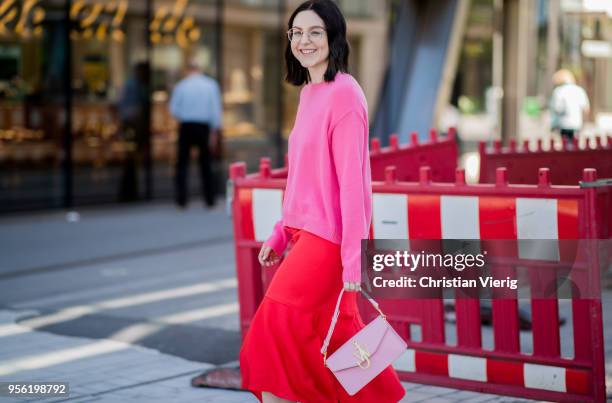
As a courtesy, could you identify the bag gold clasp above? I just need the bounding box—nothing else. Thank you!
[353,341,371,369]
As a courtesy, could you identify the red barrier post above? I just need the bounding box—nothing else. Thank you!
[494,140,502,153]
[538,167,551,187]
[562,137,570,151]
[390,133,399,151]
[385,165,397,184]
[259,158,271,179]
[419,166,431,184]
[229,162,265,340]
[509,139,517,152]
[455,168,466,185]
[370,138,381,154]
[429,128,438,142]
[495,167,508,187]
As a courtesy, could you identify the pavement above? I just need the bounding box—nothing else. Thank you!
[0,201,609,402]
[0,306,534,403]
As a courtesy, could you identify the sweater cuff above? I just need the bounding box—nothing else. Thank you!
[265,221,289,256]
[341,266,362,284]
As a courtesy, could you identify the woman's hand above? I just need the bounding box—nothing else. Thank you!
[344,282,361,292]
[258,244,281,267]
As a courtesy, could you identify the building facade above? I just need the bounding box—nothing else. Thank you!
[2,0,610,213]
[0,0,388,212]
[445,0,612,142]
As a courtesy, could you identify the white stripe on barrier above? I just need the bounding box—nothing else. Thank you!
[516,198,560,261]
[252,188,283,242]
[391,349,579,394]
[523,363,566,393]
[372,193,409,239]
[516,198,558,239]
[392,348,415,372]
[448,354,487,382]
[440,196,480,239]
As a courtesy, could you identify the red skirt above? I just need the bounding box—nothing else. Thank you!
[239,226,406,403]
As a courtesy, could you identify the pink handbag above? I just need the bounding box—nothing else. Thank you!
[320,288,407,396]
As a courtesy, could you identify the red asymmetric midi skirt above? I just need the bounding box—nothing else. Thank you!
[239,226,406,403]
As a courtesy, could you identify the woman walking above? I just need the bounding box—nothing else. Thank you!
[239,1,406,402]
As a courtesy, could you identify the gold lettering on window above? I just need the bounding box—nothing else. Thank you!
[70,0,127,43]
[150,0,200,48]
[0,0,45,38]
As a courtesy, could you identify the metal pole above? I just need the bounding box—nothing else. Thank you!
[63,0,73,209]
[492,0,503,139]
[214,0,225,198]
[545,0,560,99]
[216,0,223,86]
[144,0,153,200]
[502,0,527,144]
[275,0,286,168]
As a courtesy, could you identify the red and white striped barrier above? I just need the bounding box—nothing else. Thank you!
[393,349,589,395]
[479,136,612,186]
[230,160,608,402]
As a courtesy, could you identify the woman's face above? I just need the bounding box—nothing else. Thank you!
[290,10,329,71]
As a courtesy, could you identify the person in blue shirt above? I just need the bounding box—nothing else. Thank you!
[169,58,223,208]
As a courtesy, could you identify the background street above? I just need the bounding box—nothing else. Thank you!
[0,201,611,402]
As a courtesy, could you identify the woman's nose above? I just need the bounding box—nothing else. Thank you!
[299,33,311,45]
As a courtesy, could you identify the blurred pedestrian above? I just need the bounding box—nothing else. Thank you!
[239,1,405,402]
[117,61,149,202]
[550,69,590,141]
[169,58,222,209]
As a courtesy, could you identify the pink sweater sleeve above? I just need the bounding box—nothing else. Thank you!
[331,111,371,283]
[265,220,290,257]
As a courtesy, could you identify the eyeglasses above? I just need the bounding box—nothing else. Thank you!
[287,28,326,42]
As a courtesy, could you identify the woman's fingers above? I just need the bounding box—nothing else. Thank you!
[259,246,270,266]
[266,251,280,267]
[259,245,281,267]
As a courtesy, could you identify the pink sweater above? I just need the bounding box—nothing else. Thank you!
[264,73,372,283]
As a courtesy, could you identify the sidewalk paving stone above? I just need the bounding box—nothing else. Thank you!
[0,306,545,402]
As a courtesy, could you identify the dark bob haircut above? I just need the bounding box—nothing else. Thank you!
[285,0,349,86]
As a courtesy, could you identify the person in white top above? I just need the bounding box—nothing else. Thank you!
[549,69,590,141]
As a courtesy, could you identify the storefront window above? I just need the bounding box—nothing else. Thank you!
[226,0,277,9]
[0,0,389,213]
[222,0,284,168]
[151,0,219,198]
[0,0,67,212]
[69,0,147,203]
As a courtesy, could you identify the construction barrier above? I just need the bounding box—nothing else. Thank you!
[478,136,612,240]
[369,128,458,182]
[244,128,458,183]
[363,165,607,402]
[479,136,612,186]
[229,159,609,402]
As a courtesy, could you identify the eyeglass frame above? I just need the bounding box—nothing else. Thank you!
[286,27,327,43]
